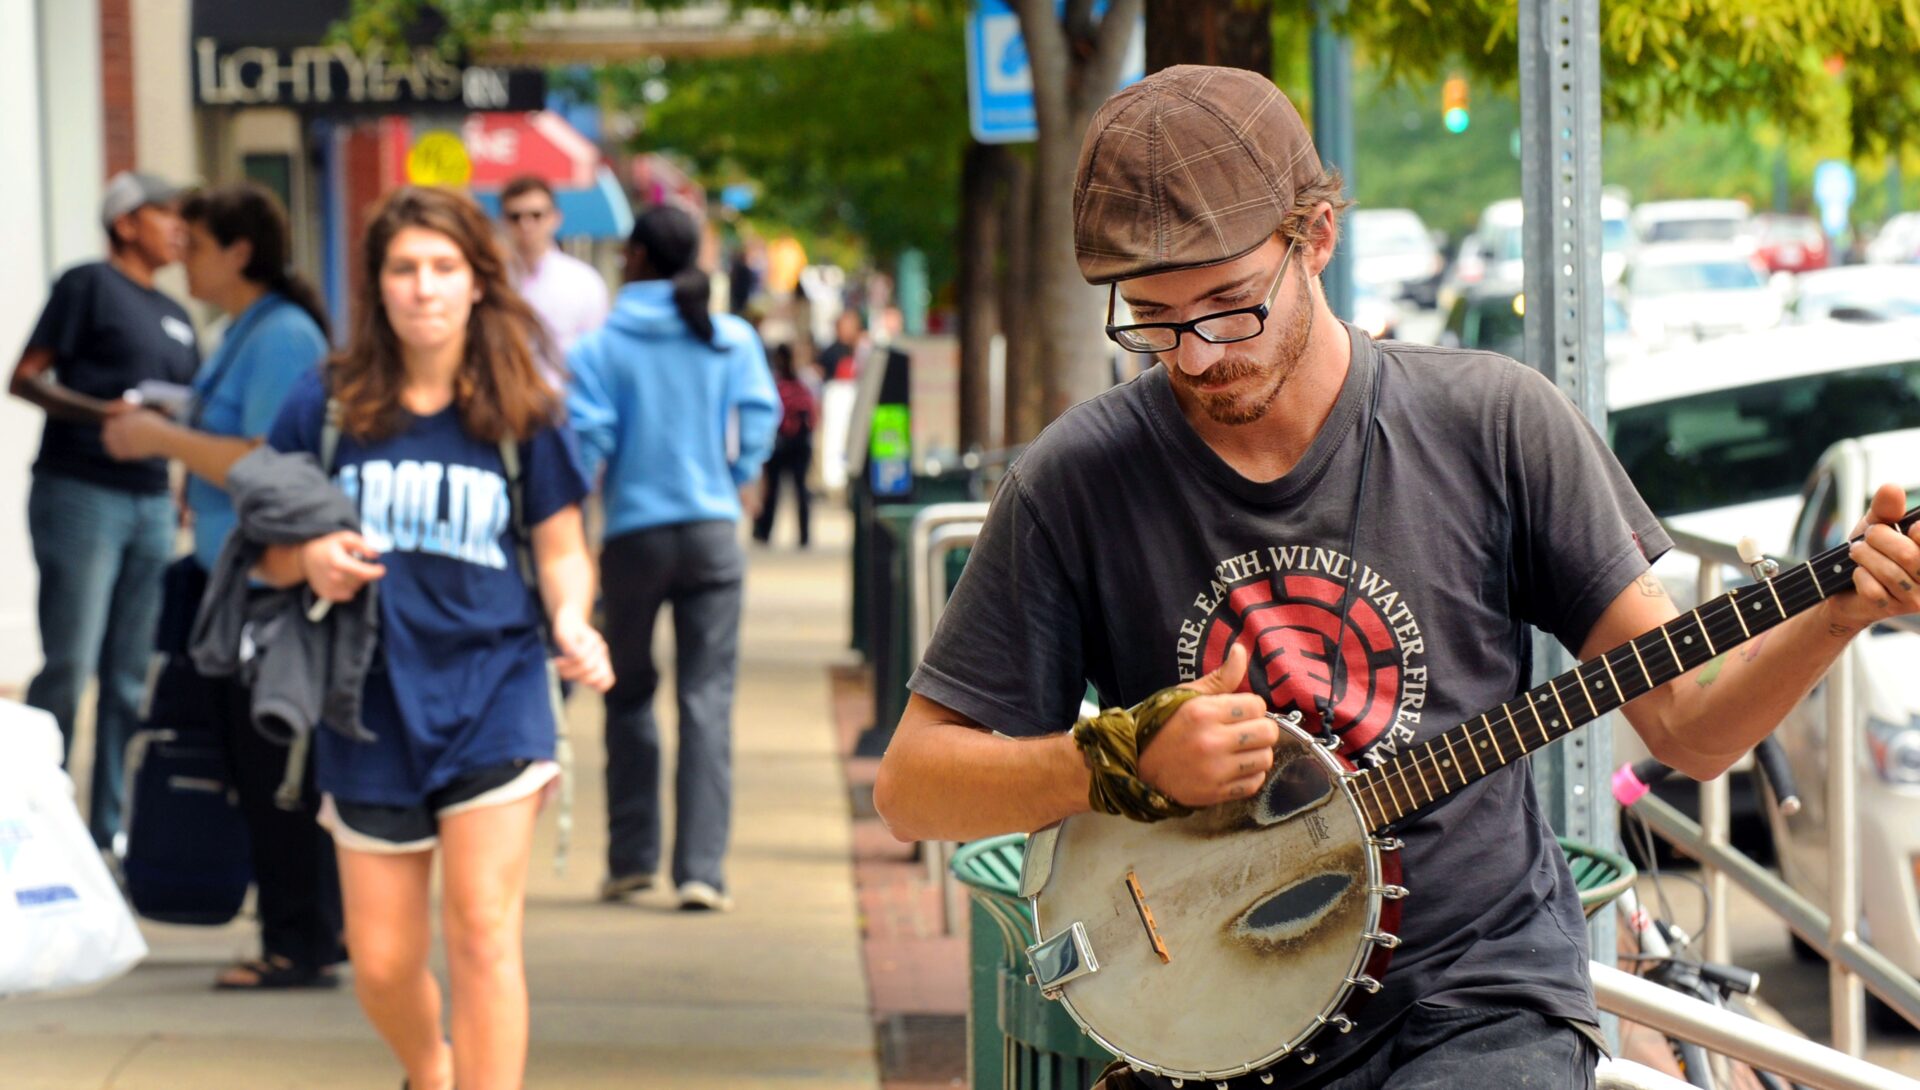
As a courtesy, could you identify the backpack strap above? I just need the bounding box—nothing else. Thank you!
[277,396,346,811]
[320,397,343,474]
[499,434,575,876]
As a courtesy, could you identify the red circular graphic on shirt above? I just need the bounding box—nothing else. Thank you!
[1197,571,1404,754]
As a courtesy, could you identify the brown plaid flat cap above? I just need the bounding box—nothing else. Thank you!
[1073,65,1323,284]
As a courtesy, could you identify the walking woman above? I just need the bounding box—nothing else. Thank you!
[256,186,612,1090]
[567,204,777,911]
[101,181,344,989]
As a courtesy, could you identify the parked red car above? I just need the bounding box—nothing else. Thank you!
[1748,213,1831,274]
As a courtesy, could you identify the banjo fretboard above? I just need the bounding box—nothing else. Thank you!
[1348,509,1920,834]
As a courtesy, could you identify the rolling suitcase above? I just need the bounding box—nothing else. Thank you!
[118,558,252,925]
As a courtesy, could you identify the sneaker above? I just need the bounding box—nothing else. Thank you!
[677,880,733,912]
[599,873,656,902]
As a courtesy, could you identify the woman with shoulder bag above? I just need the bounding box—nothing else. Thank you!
[101,181,344,990]
[254,186,612,1090]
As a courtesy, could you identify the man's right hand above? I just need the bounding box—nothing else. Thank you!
[300,530,387,602]
[1136,643,1278,808]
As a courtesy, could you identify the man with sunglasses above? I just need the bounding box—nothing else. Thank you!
[873,65,1920,1089]
[499,174,609,381]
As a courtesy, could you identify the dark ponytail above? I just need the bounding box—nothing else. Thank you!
[629,204,716,347]
[180,182,331,342]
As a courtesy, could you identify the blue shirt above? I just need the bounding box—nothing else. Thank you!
[565,280,779,538]
[266,371,590,806]
[187,294,327,572]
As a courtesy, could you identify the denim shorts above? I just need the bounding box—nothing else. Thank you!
[317,759,558,854]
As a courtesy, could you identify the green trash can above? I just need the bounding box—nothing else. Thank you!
[952,834,1114,1090]
[1558,836,1637,917]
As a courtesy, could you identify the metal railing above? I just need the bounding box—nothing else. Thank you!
[1650,526,1920,1055]
[905,503,990,933]
[1592,962,1920,1090]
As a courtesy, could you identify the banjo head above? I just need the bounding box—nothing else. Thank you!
[1028,719,1386,1080]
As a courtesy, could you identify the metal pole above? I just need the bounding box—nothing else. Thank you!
[1518,0,1614,996]
[1693,563,1731,966]
[1828,650,1865,1055]
[1310,0,1353,322]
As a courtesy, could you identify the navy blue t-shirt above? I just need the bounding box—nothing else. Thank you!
[266,370,590,806]
[26,261,200,492]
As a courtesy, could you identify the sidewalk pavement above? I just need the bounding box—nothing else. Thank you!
[0,509,888,1090]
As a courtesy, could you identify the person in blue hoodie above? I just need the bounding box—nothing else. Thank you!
[566,204,778,911]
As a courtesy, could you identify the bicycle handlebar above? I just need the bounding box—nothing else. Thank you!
[1610,735,1801,816]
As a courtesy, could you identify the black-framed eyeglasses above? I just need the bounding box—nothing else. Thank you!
[1104,238,1298,353]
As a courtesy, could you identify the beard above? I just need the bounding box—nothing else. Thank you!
[1168,271,1315,427]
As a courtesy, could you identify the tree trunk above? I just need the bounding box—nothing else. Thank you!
[957,141,1005,452]
[1000,153,1039,445]
[1144,0,1273,76]
[1012,0,1143,438]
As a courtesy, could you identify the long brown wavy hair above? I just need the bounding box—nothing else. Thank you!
[332,186,557,443]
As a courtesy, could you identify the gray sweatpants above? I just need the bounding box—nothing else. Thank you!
[600,520,745,891]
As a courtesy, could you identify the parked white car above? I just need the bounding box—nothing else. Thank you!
[1791,265,1920,324]
[1623,243,1783,351]
[1605,322,1920,817]
[1350,207,1445,309]
[1867,211,1920,265]
[1765,427,1920,986]
[1436,194,1633,311]
[1630,198,1752,247]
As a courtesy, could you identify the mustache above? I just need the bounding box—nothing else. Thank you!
[1173,357,1261,390]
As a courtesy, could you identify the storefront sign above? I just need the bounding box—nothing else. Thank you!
[192,38,544,113]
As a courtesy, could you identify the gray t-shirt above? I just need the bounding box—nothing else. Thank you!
[910,325,1670,1083]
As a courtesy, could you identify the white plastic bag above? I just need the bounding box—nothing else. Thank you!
[0,700,147,998]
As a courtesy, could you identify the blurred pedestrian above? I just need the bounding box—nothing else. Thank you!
[751,343,816,548]
[7,171,199,847]
[100,181,345,990]
[567,204,778,912]
[256,186,612,1090]
[499,174,609,383]
[814,308,867,494]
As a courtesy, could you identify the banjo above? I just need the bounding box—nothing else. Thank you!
[1019,510,1919,1085]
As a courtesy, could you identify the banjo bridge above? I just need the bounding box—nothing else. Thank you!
[1125,869,1172,964]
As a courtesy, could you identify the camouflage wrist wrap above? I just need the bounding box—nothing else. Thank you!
[1071,686,1202,823]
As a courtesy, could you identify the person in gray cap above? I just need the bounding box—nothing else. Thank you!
[873,65,1920,1089]
[8,169,198,848]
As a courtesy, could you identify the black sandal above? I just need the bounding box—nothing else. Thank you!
[213,955,339,991]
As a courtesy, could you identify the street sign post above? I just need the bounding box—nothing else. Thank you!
[1814,158,1857,243]
[963,0,1145,144]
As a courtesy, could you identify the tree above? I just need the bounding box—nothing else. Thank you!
[1145,0,1271,76]
[1009,0,1141,434]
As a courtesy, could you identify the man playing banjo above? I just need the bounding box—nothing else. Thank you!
[873,65,1920,1090]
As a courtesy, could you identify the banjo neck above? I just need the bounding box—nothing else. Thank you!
[1347,506,1920,836]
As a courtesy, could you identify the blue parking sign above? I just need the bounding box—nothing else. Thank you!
[965,0,1145,144]
[1813,159,1856,237]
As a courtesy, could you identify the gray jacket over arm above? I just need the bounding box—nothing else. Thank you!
[188,445,379,744]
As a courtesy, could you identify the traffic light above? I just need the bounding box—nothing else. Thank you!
[1442,76,1470,133]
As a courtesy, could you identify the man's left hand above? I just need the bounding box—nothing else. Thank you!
[1830,483,1920,631]
[100,406,172,461]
